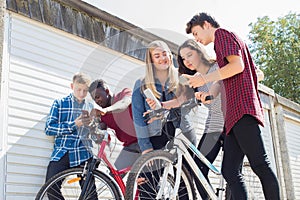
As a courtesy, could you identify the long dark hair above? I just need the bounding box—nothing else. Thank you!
[177,39,215,75]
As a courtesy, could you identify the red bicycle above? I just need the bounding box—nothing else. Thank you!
[36,115,178,199]
[35,118,128,199]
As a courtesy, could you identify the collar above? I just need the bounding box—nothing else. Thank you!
[71,93,85,104]
[154,77,171,88]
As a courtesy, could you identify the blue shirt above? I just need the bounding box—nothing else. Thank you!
[45,93,93,167]
[132,79,196,152]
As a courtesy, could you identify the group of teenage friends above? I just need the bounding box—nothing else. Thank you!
[44,13,280,200]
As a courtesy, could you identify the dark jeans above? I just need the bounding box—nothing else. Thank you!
[222,114,280,200]
[45,152,97,200]
[194,132,224,200]
[46,152,71,182]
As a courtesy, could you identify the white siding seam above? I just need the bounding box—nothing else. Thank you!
[283,114,300,123]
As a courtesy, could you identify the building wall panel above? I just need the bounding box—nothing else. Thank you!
[3,14,143,199]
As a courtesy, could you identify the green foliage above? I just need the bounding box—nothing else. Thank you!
[248,12,300,104]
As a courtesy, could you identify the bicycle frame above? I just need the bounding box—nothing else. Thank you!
[95,130,131,195]
[160,129,223,200]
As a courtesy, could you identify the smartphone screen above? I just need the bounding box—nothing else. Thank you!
[81,110,89,118]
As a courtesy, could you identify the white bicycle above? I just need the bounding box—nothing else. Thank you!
[125,97,231,200]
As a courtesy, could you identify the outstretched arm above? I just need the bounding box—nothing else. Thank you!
[93,89,132,115]
[103,95,131,113]
[183,55,244,87]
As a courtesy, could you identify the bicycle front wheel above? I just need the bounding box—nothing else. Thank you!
[125,150,196,200]
[35,167,122,200]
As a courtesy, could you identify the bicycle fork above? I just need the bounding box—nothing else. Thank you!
[216,149,225,199]
[79,159,98,200]
[156,151,182,200]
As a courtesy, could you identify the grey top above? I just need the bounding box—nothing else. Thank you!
[197,64,224,134]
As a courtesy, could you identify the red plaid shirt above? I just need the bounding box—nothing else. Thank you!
[214,28,264,134]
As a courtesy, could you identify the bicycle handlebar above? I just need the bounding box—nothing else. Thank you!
[144,95,214,121]
[88,118,111,144]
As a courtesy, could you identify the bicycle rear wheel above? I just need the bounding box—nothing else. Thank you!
[35,167,122,200]
[125,150,196,200]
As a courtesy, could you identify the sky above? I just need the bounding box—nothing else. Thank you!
[83,0,299,46]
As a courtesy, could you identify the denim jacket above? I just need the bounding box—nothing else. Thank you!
[132,78,196,152]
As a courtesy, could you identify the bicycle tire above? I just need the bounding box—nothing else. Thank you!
[35,167,122,200]
[125,150,196,200]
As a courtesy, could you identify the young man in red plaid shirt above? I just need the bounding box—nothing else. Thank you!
[183,13,280,200]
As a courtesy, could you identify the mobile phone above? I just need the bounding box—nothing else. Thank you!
[81,110,89,118]
[143,88,162,110]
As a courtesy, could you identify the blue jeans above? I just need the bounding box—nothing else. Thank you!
[222,114,280,200]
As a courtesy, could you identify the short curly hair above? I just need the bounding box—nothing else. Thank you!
[88,79,109,94]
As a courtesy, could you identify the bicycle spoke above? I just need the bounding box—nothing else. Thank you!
[125,150,196,200]
[35,168,122,200]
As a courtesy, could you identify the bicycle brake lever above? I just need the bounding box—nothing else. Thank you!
[205,95,214,101]
[181,95,214,109]
[144,108,165,122]
[181,98,198,108]
[195,95,214,104]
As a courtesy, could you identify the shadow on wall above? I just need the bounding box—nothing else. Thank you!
[5,115,51,197]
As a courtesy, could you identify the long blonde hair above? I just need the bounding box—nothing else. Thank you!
[142,40,178,98]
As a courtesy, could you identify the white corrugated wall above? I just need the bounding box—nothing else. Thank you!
[285,116,300,198]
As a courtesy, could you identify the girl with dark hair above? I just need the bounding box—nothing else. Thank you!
[163,39,225,199]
